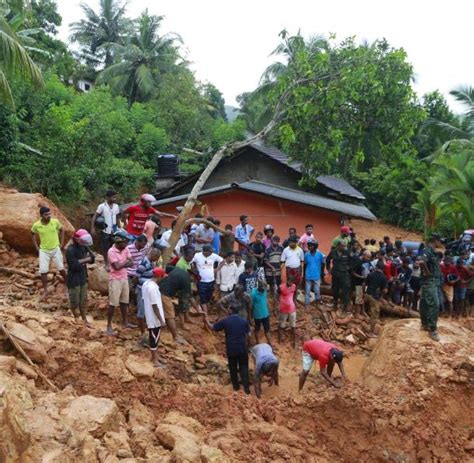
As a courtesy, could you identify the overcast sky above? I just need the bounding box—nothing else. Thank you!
[57,0,473,112]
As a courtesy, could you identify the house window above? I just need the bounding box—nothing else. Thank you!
[84,83,91,91]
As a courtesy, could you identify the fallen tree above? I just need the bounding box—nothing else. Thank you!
[319,284,419,318]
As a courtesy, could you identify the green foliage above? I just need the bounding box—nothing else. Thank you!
[201,83,226,120]
[135,123,170,164]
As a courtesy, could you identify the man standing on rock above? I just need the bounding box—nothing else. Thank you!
[91,190,120,270]
[418,234,443,341]
[299,336,346,391]
[251,343,279,398]
[66,229,95,327]
[106,233,134,336]
[142,267,167,367]
[31,206,67,301]
[203,304,251,394]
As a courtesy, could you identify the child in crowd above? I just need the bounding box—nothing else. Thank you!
[278,276,297,348]
[238,261,258,294]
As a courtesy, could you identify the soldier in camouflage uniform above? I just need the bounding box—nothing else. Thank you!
[418,234,443,342]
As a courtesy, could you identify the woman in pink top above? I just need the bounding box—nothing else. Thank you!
[278,276,297,347]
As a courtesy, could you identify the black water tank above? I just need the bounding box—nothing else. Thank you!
[157,154,179,177]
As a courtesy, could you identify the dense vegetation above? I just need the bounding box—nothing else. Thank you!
[0,0,245,202]
[0,1,472,237]
[239,31,473,237]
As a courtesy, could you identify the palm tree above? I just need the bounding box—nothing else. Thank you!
[0,3,43,108]
[97,10,181,108]
[69,0,130,67]
[423,85,474,156]
[239,30,328,132]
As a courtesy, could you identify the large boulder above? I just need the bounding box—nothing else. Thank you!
[61,395,122,438]
[0,186,74,254]
[88,264,109,295]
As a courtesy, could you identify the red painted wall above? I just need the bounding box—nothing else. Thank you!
[156,189,344,254]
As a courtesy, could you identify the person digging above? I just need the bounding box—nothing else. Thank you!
[299,336,346,391]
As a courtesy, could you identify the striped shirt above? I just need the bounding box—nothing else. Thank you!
[126,243,149,277]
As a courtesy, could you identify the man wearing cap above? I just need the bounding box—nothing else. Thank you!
[262,224,274,249]
[66,230,95,326]
[142,267,167,367]
[304,240,325,308]
[264,235,284,308]
[31,206,67,301]
[124,194,176,238]
[326,241,352,314]
[250,343,279,398]
[299,337,346,390]
[418,234,443,341]
[332,226,352,249]
[106,233,134,336]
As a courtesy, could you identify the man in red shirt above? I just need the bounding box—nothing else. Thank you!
[299,336,346,391]
[440,255,460,317]
[124,194,176,237]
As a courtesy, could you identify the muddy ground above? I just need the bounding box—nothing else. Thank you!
[0,248,473,462]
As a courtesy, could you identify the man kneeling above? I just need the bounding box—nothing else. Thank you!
[299,336,346,391]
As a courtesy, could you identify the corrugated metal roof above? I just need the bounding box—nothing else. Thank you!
[316,175,366,200]
[249,141,303,173]
[153,180,376,220]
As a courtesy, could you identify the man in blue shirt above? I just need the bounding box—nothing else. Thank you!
[251,280,271,345]
[203,305,251,394]
[304,240,325,308]
[234,215,254,254]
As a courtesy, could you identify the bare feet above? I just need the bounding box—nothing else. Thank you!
[40,290,49,302]
[83,321,93,329]
[175,335,187,345]
[123,322,137,329]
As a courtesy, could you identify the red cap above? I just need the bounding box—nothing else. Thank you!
[73,229,89,238]
[340,226,351,234]
[152,267,167,278]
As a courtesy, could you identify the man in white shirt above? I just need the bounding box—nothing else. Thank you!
[281,236,305,301]
[142,267,167,367]
[191,244,223,312]
[216,252,238,297]
[91,190,120,269]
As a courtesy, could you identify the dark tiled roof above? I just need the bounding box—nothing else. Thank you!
[249,141,303,173]
[316,175,366,200]
[153,180,376,221]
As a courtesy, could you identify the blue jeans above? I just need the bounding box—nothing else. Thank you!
[305,279,321,305]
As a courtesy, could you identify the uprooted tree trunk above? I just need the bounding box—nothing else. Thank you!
[319,285,420,318]
[160,75,336,265]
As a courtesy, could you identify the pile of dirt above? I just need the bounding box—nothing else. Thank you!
[0,224,472,461]
[349,218,423,244]
[0,186,74,254]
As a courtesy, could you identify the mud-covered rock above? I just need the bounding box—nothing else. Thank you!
[0,186,74,254]
[125,355,154,378]
[88,265,109,295]
[62,395,122,438]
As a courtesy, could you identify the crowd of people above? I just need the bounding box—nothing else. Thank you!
[29,191,473,395]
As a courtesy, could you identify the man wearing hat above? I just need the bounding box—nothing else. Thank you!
[250,343,279,398]
[142,267,167,367]
[299,336,346,390]
[331,226,352,249]
[31,206,67,300]
[106,232,134,336]
[66,229,95,326]
[418,234,443,341]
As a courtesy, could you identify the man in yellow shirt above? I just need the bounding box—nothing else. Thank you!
[31,207,67,300]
